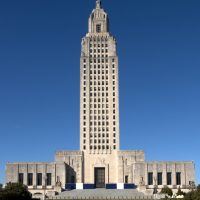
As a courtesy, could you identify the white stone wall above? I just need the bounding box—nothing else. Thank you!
[83,151,118,184]
[144,161,195,189]
[117,150,145,183]
[6,162,66,190]
[55,151,83,183]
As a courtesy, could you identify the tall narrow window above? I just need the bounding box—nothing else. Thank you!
[96,24,101,33]
[167,172,172,185]
[157,172,162,185]
[18,173,24,184]
[125,175,128,184]
[148,172,153,185]
[37,173,42,186]
[28,173,33,186]
[176,172,181,185]
[46,173,52,186]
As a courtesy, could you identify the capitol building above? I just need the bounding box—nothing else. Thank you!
[6,0,195,197]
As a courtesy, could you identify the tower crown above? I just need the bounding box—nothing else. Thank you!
[88,0,109,34]
[96,0,101,9]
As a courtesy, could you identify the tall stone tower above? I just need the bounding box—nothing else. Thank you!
[80,0,119,185]
[80,0,119,153]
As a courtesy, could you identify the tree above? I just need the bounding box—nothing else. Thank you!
[197,184,200,191]
[0,182,32,200]
[160,186,173,197]
[177,186,185,196]
[184,185,200,200]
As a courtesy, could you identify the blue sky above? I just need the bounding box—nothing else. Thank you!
[0,0,200,184]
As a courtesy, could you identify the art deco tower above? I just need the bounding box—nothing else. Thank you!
[80,0,119,154]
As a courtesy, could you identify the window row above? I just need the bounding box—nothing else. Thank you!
[83,66,116,71]
[88,87,110,91]
[83,121,116,126]
[90,49,108,53]
[88,100,116,104]
[89,54,109,58]
[83,110,109,115]
[86,65,110,69]
[89,121,110,126]
[83,127,116,132]
[90,145,110,150]
[89,139,110,144]
[88,98,111,103]
[82,109,116,115]
[84,116,110,120]
[83,58,115,63]
[89,43,108,47]
[89,130,111,134]
[87,93,115,97]
[90,133,110,137]
[83,81,115,86]
[83,145,117,150]
[86,69,115,74]
[88,87,116,91]
[148,172,181,186]
[89,76,110,80]
[83,110,116,115]
[86,115,115,120]
[85,120,116,125]
[83,103,109,108]
[18,173,52,186]
[88,76,116,80]
[88,70,111,75]
[89,58,108,62]
[89,104,110,109]
[83,93,112,97]
[88,133,116,138]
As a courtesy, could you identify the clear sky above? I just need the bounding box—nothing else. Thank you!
[0,0,200,184]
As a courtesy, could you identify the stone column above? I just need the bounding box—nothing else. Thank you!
[117,156,124,183]
[181,164,186,186]
[76,159,80,183]
[51,163,56,187]
[23,164,28,185]
[108,164,110,183]
[153,163,157,185]
[132,163,135,184]
[144,163,148,186]
[42,164,47,187]
[33,164,37,188]
[105,164,108,184]
[163,163,167,186]
[172,163,176,186]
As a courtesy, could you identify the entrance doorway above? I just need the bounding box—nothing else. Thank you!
[94,167,105,188]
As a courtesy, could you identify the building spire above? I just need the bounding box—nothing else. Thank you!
[96,0,101,9]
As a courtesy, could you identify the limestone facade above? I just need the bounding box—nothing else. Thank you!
[6,150,195,195]
[5,0,196,197]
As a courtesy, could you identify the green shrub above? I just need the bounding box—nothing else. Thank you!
[184,185,200,200]
[0,182,32,200]
[160,186,173,197]
[177,186,185,196]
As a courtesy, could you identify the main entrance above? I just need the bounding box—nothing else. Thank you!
[94,167,105,188]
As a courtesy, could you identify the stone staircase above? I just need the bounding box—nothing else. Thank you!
[52,189,153,199]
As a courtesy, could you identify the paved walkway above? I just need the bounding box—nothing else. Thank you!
[53,189,153,199]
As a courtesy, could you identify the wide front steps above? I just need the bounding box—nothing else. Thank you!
[53,189,153,199]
